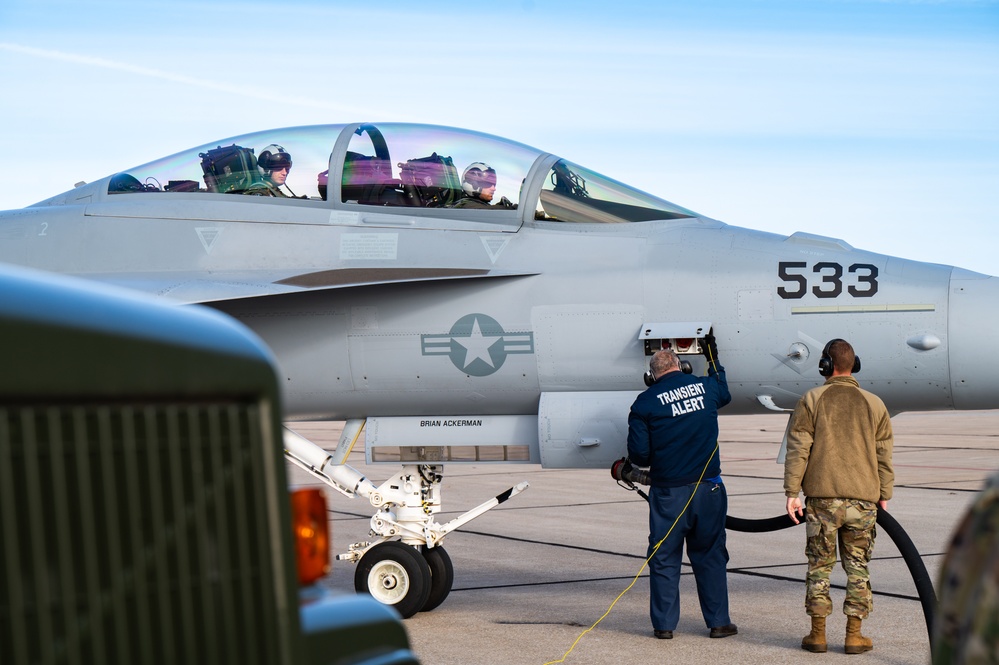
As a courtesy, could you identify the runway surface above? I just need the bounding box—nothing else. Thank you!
[287,410,999,664]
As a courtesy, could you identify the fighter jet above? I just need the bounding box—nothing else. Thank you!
[2,122,996,617]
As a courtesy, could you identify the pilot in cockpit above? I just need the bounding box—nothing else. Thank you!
[452,162,514,209]
[256,144,296,197]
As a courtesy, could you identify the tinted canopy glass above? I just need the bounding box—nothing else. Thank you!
[103,123,701,224]
[108,125,344,200]
[340,123,539,211]
[535,159,697,223]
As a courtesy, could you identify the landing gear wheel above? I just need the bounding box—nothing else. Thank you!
[421,546,454,612]
[354,541,431,619]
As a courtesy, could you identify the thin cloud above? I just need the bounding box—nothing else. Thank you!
[0,42,370,115]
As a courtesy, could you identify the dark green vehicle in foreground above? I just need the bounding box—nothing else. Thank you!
[0,264,419,665]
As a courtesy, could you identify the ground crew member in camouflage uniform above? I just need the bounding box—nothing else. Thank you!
[783,338,894,655]
[932,470,999,663]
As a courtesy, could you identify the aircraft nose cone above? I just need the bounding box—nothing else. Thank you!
[949,269,999,410]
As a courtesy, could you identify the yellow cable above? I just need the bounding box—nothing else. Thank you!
[542,441,720,665]
[704,337,719,375]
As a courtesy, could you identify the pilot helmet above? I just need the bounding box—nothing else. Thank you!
[258,144,293,174]
[462,162,497,196]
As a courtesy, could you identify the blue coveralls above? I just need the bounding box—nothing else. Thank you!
[627,364,732,632]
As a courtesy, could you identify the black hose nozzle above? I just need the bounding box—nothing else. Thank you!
[611,457,651,486]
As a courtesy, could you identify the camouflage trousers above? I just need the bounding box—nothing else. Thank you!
[804,497,877,618]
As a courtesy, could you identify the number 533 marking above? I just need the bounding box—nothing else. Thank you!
[777,261,879,299]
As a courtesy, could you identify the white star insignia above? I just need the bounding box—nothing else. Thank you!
[454,318,502,369]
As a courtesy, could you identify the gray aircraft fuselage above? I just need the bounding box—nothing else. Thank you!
[2,122,996,467]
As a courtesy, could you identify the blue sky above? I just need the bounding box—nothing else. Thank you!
[1,0,997,274]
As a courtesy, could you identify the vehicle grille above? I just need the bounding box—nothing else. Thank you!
[0,401,286,665]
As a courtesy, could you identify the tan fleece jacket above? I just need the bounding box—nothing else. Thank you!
[783,375,894,503]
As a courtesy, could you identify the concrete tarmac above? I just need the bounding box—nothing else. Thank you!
[287,409,999,665]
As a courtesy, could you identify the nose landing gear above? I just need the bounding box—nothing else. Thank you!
[284,428,526,618]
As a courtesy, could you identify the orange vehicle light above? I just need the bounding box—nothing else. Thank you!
[290,487,331,585]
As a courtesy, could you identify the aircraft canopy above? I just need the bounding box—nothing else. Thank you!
[105,123,698,224]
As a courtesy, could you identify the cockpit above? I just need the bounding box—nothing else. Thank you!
[105,123,699,224]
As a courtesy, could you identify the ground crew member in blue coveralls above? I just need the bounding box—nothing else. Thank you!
[784,338,894,655]
[627,333,738,640]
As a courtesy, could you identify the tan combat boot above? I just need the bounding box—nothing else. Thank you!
[845,616,873,654]
[801,615,827,653]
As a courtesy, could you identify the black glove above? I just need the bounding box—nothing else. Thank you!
[610,457,634,482]
[702,332,719,363]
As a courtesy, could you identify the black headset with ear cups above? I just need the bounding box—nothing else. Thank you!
[818,338,861,377]
[643,359,693,386]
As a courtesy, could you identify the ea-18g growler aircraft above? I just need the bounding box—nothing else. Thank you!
[2,122,997,617]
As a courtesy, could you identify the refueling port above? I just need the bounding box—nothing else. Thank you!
[639,322,711,356]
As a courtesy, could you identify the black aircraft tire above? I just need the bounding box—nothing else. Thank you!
[354,541,432,619]
[725,509,936,646]
[421,546,455,612]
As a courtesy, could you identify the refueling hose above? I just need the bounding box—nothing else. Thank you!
[724,509,936,647]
